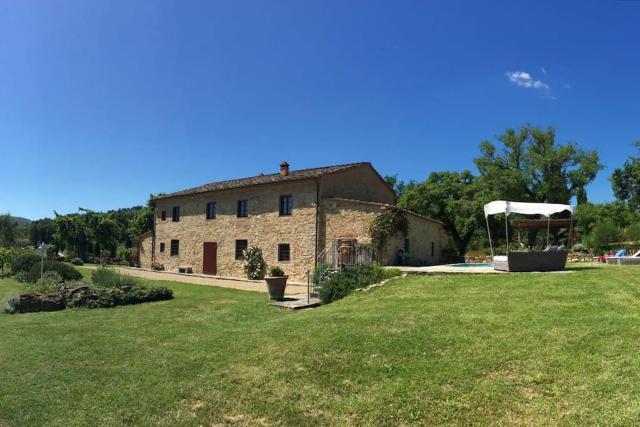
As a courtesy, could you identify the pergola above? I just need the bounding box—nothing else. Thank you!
[484,201,576,257]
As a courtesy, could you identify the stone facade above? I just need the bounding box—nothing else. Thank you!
[138,163,450,281]
[324,198,448,266]
[138,231,153,269]
[152,180,318,281]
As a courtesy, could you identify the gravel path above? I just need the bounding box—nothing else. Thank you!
[112,266,309,295]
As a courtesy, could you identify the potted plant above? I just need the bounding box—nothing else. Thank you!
[265,266,288,300]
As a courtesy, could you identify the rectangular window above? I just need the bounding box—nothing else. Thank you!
[170,240,179,256]
[404,238,410,253]
[279,195,293,216]
[235,240,248,260]
[206,202,216,219]
[159,242,165,253]
[431,242,435,257]
[172,206,180,222]
[278,243,291,262]
[161,210,166,221]
[237,200,248,217]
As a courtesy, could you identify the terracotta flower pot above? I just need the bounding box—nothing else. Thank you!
[265,276,288,300]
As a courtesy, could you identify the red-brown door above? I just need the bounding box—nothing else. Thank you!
[203,242,217,275]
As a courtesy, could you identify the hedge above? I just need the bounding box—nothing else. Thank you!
[27,261,82,283]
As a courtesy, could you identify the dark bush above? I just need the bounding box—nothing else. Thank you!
[70,258,84,266]
[68,284,173,309]
[319,265,401,304]
[11,252,42,274]
[151,262,165,271]
[27,261,82,283]
[91,267,138,288]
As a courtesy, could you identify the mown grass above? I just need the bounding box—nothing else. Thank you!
[1,265,640,425]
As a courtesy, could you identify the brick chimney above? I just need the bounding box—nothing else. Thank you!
[280,161,290,177]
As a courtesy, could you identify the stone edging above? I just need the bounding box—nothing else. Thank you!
[354,273,407,293]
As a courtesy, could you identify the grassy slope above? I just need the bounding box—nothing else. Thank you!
[1,266,640,426]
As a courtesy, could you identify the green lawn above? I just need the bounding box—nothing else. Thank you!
[2,265,640,425]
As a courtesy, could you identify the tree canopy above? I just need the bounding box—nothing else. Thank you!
[611,141,640,211]
[0,213,17,247]
[398,171,489,256]
[474,125,602,204]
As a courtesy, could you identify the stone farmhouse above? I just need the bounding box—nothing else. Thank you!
[138,162,450,282]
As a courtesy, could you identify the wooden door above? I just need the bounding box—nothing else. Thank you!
[203,242,217,275]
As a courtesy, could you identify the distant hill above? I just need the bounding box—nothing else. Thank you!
[10,216,32,227]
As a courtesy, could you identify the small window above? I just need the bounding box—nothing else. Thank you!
[431,242,435,257]
[279,195,293,216]
[235,240,248,260]
[170,239,179,256]
[278,243,291,262]
[206,202,216,220]
[404,238,410,253]
[172,206,180,222]
[161,210,166,221]
[237,200,248,217]
[159,242,165,253]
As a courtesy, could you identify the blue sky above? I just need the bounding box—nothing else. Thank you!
[1,0,639,219]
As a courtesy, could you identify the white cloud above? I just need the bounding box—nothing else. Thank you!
[505,71,550,90]
[541,67,547,75]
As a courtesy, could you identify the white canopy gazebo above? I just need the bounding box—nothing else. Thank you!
[484,201,576,272]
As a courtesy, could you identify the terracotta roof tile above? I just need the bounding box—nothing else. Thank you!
[155,162,371,199]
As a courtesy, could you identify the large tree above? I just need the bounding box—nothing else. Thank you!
[611,141,640,211]
[474,125,602,204]
[127,195,156,241]
[0,213,17,247]
[398,171,489,256]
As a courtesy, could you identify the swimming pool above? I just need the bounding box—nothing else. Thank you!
[449,263,494,268]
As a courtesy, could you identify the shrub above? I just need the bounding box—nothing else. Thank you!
[69,284,173,309]
[11,252,42,274]
[25,271,63,294]
[591,221,621,249]
[91,267,138,288]
[319,265,401,304]
[626,223,640,242]
[115,247,135,266]
[70,258,84,266]
[27,261,82,283]
[268,266,285,277]
[151,262,165,271]
[14,271,31,283]
[2,293,21,314]
[243,246,266,280]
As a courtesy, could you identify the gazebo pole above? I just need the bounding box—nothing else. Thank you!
[546,215,551,247]
[504,212,509,253]
[568,213,574,249]
[485,215,494,258]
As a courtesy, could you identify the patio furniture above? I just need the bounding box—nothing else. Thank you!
[606,249,640,265]
[484,201,575,272]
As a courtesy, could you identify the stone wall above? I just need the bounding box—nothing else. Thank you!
[323,198,448,265]
[320,166,395,205]
[153,180,318,281]
[138,232,153,269]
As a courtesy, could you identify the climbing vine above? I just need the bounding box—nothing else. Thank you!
[369,207,409,260]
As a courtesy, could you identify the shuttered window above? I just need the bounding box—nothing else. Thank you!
[279,195,292,216]
[278,244,291,262]
[237,200,248,217]
[235,240,248,260]
[206,202,216,219]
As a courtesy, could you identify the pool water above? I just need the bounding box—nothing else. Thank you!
[450,263,494,268]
